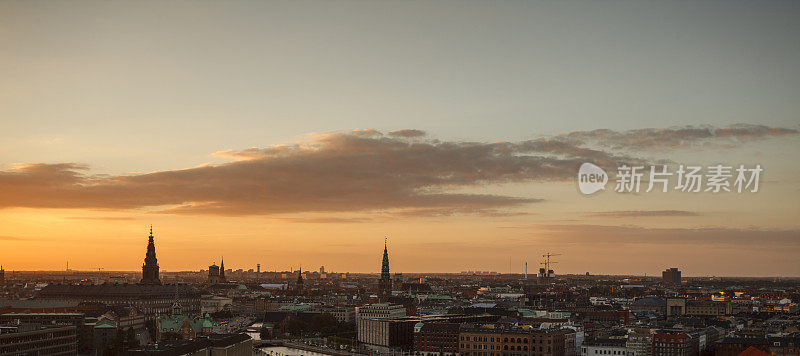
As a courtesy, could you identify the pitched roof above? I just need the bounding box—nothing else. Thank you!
[737,346,769,356]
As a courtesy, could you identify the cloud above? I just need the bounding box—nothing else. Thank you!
[3,132,573,216]
[0,124,794,216]
[65,216,136,221]
[584,210,700,218]
[0,236,24,240]
[388,129,426,138]
[275,217,373,224]
[557,124,798,151]
[389,207,536,218]
[529,224,800,247]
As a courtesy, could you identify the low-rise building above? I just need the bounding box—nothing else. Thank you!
[155,302,212,341]
[127,333,252,356]
[355,303,406,323]
[413,322,460,356]
[459,323,567,356]
[201,295,233,314]
[652,330,698,356]
[0,323,78,355]
[582,339,627,356]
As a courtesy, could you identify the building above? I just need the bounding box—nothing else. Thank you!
[626,329,654,356]
[666,298,686,317]
[155,301,212,341]
[37,228,201,317]
[630,297,666,314]
[564,328,579,356]
[582,339,628,356]
[0,265,4,284]
[765,335,800,356]
[201,295,233,314]
[684,300,732,316]
[127,333,252,356]
[141,226,161,285]
[208,259,227,284]
[295,266,304,294]
[313,305,356,323]
[0,300,103,315]
[577,310,630,325]
[0,324,78,355]
[98,305,146,331]
[652,331,698,356]
[360,315,497,353]
[379,240,392,301]
[459,323,567,356]
[714,338,769,356]
[356,303,406,323]
[0,312,90,352]
[92,318,118,355]
[665,298,732,317]
[38,283,201,317]
[662,268,681,285]
[414,322,460,356]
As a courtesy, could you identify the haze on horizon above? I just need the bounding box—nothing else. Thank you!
[1,1,799,277]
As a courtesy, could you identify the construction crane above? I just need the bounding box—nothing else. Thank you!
[541,253,562,274]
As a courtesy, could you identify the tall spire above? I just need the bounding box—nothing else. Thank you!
[381,237,390,278]
[295,264,304,294]
[141,225,161,285]
[379,237,391,301]
[220,256,225,281]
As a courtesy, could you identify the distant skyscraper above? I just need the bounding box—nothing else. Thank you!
[0,265,4,284]
[141,226,161,285]
[662,267,681,284]
[378,239,392,301]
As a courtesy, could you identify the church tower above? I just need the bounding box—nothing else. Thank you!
[378,238,391,301]
[220,257,226,282]
[295,265,304,294]
[141,226,161,285]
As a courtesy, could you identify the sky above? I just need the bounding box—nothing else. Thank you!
[1,1,799,276]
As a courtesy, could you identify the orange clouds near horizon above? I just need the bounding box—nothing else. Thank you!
[1,125,799,276]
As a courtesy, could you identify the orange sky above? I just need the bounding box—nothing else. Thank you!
[1,1,799,276]
[1,129,798,276]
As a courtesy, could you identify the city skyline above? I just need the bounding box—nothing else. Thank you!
[1,1,799,276]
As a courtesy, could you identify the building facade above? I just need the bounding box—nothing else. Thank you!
[0,324,78,356]
[662,268,681,285]
[459,323,567,356]
[413,322,460,356]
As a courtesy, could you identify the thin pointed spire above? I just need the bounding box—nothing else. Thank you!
[379,236,391,300]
